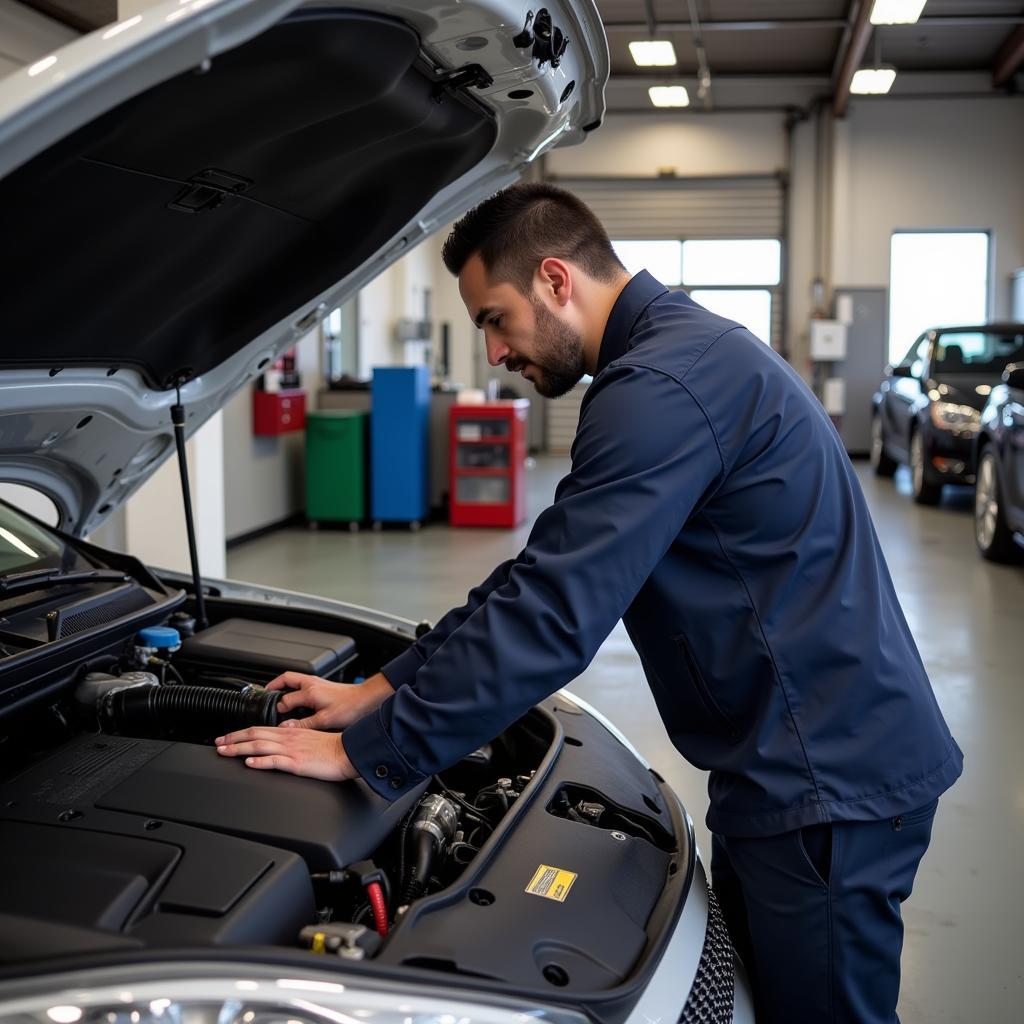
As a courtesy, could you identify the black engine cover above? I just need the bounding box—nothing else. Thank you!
[0,732,425,962]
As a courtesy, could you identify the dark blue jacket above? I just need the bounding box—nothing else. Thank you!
[344,271,963,836]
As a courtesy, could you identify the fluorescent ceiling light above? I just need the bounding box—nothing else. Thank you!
[850,68,897,94]
[648,85,690,108]
[629,40,677,67]
[870,0,927,25]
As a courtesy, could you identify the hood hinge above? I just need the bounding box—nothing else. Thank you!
[432,63,494,103]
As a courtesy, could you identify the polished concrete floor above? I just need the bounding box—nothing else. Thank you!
[228,456,1024,1022]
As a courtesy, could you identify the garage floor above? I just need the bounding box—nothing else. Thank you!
[228,456,1023,1022]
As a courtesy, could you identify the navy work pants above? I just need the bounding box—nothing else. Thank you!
[711,799,938,1023]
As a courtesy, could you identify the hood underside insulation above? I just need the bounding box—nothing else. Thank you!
[0,8,496,388]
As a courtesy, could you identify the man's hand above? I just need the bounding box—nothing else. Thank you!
[267,671,395,730]
[215,726,358,782]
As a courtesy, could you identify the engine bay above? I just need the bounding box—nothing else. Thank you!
[0,576,689,1001]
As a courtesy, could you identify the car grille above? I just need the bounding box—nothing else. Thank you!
[679,886,736,1023]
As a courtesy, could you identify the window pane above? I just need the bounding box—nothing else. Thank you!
[682,240,781,286]
[611,240,682,285]
[690,289,772,344]
[0,485,59,528]
[888,232,988,364]
[933,330,1024,374]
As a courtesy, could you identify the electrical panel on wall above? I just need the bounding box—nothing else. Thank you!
[810,320,848,361]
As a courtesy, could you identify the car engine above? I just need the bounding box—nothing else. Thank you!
[0,581,686,1000]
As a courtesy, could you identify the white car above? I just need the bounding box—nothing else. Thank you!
[0,2,753,1022]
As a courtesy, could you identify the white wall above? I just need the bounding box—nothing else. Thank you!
[356,231,480,385]
[544,99,1024,372]
[221,326,322,542]
[830,97,1024,322]
[430,231,481,387]
[546,112,787,179]
[0,1,77,78]
[124,416,225,577]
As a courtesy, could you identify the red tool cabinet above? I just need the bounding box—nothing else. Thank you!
[253,388,306,436]
[449,400,529,527]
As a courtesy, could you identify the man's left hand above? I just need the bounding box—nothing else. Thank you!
[215,724,358,782]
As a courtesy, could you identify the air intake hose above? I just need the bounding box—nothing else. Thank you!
[101,682,278,742]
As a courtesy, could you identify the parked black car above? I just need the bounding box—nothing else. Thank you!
[871,324,1024,504]
[973,362,1024,562]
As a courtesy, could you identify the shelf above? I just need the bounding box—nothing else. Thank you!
[453,467,510,478]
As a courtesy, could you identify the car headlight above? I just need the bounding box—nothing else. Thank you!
[0,963,585,1024]
[929,401,981,433]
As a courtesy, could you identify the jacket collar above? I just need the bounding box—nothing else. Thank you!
[596,270,668,374]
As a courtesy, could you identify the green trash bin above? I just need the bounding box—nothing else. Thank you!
[305,411,368,527]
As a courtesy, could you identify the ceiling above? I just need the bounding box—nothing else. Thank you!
[10,0,1024,112]
[598,1,1024,111]
[18,0,115,34]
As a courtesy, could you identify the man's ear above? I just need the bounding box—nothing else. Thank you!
[537,257,573,307]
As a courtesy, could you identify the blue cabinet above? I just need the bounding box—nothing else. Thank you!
[371,366,430,524]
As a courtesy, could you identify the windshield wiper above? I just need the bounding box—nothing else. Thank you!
[0,568,130,596]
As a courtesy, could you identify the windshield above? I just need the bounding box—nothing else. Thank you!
[933,331,1024,375]
[0,501,81,577]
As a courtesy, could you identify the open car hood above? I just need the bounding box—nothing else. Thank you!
[0,0,607,536]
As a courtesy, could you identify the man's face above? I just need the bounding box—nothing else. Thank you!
[458,254,586,399]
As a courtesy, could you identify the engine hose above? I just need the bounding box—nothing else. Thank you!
[101,683,278,741]
[401,831,436,904]
[366,882,388,937]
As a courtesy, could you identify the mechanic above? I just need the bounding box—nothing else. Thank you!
[217,183,963,1023]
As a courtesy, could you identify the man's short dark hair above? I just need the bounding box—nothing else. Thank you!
[441,182,626,291]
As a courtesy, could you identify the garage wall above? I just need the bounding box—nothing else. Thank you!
[546,112,787,178]
[221,327,321,542]
[546,100,1024,373]
[830,97,1024,321]
[357,239,439,372]
[0,1,77,77]
[354,230,480,386]
[548,111,808,368]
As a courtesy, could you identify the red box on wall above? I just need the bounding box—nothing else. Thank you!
[449,400,528,528]
[253,388,306,436]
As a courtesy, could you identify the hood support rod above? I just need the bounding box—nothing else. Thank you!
[172,386,208,630]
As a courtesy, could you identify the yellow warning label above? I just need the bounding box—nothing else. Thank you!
[525,864,577,902]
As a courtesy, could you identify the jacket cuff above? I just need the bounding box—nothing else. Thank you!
[343,700,427,801]
[380,645,425,689]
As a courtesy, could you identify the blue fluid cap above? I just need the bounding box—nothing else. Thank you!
[137,626,181,649]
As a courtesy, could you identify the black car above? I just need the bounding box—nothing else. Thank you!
[973,362,1024,562]
[871,324,1024,504]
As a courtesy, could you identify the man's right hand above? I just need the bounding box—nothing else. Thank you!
[266,671,395,731]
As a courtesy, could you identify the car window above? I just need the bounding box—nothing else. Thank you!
[0,500,70,576]
[933,331,1024,375]
[896,333,929,371]
[0,485,60,528]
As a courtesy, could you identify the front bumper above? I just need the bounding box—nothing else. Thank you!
[924,428,977,484]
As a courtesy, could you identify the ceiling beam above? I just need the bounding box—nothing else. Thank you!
[832,1,874,118]
[993,25,1024,87]
[601,15,1024,34]
[610,73,831,84]
[17,1,111,34]
[604,18,846,33]
[641,0,657,38]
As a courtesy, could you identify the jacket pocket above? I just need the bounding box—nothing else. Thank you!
[673,634,740,742]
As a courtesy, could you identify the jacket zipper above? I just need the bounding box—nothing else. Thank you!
[674,635,740,741]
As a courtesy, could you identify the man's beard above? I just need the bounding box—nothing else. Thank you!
[513,300,587,399]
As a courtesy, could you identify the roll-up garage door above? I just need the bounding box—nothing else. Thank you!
[549,175,784,241]
[543,175,786,454]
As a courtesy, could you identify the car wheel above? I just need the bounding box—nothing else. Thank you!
[910,430,942,505]
[870,414,897,477]
[974,449,1023,563]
